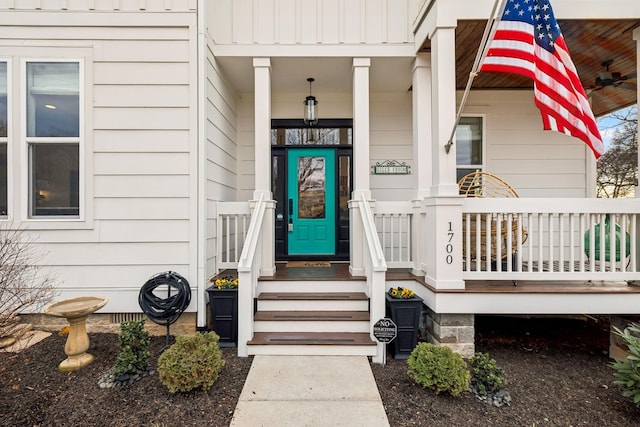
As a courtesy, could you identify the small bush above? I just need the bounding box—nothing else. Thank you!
[158,332,225,393]
[469,352,507,396]
[610,322,640,405]
[407,342,470,396]
[113,319,150,377]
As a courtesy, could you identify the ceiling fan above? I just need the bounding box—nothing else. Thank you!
[592,59,636,91]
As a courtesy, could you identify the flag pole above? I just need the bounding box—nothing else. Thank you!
[444,0,507,154]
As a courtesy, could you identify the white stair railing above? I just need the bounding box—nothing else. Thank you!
[236,194,267,357]
[356,193,387,364]
[374,201,414,268]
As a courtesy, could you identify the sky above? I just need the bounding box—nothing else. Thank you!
[596,104,637,148]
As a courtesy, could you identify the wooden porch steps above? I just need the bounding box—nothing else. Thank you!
[248,332,374,346]
[254,310,370,321]
[247,280,378,356]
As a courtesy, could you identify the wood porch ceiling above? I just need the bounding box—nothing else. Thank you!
[420,19,639,117]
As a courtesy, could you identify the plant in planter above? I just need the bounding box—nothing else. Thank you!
[385,286,423,359]
[206,275,239,346]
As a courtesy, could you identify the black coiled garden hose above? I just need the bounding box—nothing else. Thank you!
[138,271,191,327]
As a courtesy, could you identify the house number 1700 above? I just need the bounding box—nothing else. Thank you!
[445,222,454,264]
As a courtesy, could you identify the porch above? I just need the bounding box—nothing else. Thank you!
[214,195,640,360]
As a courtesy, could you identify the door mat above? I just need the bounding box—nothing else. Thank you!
[286,261,331,268]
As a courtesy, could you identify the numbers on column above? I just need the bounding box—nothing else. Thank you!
[446,221,454,264]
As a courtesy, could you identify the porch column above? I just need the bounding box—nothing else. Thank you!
[411,53,432,276]
[352,57,371,199]
[350,58,371,276]
[253,57,276,276]
[253,57,272,199]
[424,25,464,290]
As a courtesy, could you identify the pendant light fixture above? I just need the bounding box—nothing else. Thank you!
[303,77,318,126]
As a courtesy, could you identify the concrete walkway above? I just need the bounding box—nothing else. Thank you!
[230,355,390,427]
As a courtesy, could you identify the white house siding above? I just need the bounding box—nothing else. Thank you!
[463,90,589,198]
[204,42,239,276]
[0,4,199,314]
[209,0,415,47]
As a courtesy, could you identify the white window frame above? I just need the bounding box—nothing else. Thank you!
[456,114,486,180]
[20,58,86,225]
[0,58,11,220]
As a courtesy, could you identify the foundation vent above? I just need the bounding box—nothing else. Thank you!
[110,313,146,324]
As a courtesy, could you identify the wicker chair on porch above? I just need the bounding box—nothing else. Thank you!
[458,171,527,270]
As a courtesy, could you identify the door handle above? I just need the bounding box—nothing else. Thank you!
[288,199,294,232]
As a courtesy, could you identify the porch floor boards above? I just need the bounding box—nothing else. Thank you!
[247,332,375,346]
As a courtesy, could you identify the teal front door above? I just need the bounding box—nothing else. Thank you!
[287,148,336,255]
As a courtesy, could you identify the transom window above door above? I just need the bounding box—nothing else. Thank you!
[271,127,352,146]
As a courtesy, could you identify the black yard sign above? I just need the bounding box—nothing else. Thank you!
[373,318,397,343]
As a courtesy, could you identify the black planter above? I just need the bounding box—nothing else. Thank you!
[206,287,238,347]
[385,293,424,360]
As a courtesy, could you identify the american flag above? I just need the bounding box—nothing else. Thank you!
[480,0,604,159]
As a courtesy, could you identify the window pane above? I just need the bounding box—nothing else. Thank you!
[338,155,350,221]
[26,62,79,137]
[0,62,6,138]
[298,156,325,219]
[271,128,352,145]
[456,117,482,165]
[31,144,79,216]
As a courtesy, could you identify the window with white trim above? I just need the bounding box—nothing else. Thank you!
[456,116,484,182]
[26,61,80,217]
[0,61,7,216]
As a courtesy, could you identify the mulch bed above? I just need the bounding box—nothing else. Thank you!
[1,316,639,426]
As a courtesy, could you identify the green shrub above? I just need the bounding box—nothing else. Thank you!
[407,342,470,396]
[157,332,225,393]
[610,322,640,405]
[113,319,150,377]
[469,352,507,396]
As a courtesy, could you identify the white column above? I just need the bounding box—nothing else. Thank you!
[430,27,458,197]
[411,53,432,277]
[424,26,464,290]
[412,53,433,198]
[253,57,275,276]
[253,57,272,199]
[349,58,371,276]
[352,57,371,199]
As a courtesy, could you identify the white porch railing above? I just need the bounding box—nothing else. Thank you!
[355,194,388,364]
[462,198,640,281]
[374,201,414,269]
[216,202,251,270]
[236,194,267,357]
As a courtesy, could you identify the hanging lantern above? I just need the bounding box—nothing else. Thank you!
[303,77,318,126]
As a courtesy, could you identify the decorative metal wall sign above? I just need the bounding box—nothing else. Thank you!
[371,160,411,175]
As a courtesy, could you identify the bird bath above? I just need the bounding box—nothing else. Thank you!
[45,296,108,371]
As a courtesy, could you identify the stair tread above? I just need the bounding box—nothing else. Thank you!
[258,292,368,301]
[248,332,375,346]
[254,311,370,322]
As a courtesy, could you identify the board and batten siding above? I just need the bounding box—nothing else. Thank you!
[209,0,415,47]
[1,9,199,313]
[463,90,590,198]
[205,44,239,276]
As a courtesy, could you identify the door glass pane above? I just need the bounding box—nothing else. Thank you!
[271,128,352,145]
[26,62,79,138]
[31,143,79,216]
[298,156,325,219]
[338,155,350,220]
[0,62,6,138]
